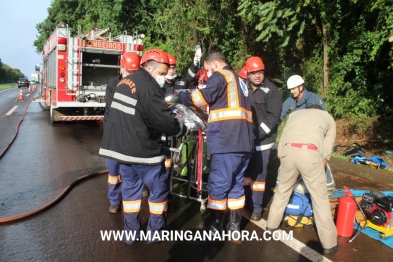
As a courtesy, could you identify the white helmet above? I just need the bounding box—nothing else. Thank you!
[287,75,304,89]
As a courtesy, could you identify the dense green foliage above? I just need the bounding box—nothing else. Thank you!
[34,0,393,120]
[0,61,25,84]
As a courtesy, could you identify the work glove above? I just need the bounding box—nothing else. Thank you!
[195,45,202,65]
[194,55,201,66]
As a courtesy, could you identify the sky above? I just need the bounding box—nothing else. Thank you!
[0,0,53,78]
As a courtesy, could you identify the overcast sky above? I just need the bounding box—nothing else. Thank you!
[0,0,53,78]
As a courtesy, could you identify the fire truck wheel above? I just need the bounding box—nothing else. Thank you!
[39,102,50,111]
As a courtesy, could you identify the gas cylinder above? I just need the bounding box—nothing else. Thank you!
[336,186,357,237]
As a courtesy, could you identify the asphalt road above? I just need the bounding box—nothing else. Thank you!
[1,86,393,261]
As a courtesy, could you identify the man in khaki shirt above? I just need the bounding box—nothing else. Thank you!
[266,104,338,254]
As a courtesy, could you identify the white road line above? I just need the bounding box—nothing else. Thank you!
[249,218,332,262]
[5,106,18,116]
[26,94,30,97]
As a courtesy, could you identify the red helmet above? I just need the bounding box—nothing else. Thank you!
[167,54,177,66]
[239,66,248,79]
[120,52,140,71]
[246,56,265,73]
[196,69,208,84]
[140,48,169,65]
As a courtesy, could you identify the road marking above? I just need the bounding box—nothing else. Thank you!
[5,106,18,116]
[249,218,332,262]
[26,94,30,97]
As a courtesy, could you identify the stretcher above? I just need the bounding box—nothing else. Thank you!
[163,101,210,213]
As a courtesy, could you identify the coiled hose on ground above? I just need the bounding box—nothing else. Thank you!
[0,94,108,223]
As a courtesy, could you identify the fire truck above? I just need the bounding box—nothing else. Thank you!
[39,23,143,123]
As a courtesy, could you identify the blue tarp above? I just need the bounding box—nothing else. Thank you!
[329,189,393,199]
[353,223,393,249]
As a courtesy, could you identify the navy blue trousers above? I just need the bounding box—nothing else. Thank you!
[106,158,122,205]
[244,149,271,213]
[120,163,168,238]
[207,153,251,210]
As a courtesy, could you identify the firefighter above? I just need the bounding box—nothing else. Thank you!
[162,53,201,97]
[280,75,326,122]
[103,52,140,214]
[99,48,187,244]
[238,66,248,84]
[243,56,282,221]
[277,75,335,199]
[266,104,338,254]
[178,50,254,233]
[163,54,201,177]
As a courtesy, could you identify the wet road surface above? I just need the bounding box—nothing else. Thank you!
[1,87,393,261]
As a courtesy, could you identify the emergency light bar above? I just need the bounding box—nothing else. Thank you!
[58,37,67,51]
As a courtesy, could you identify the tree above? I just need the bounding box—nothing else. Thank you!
[0,62,25,84]
[33,0,393,118]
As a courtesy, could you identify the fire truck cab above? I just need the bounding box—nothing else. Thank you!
[39,23,143,123]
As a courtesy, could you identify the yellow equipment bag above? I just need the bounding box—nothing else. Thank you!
[283,215,314,229]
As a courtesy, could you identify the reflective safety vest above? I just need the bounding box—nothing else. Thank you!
[179,66,253,155]
[191,70,252,124]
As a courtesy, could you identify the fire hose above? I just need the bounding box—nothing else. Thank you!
[0,95,39,158]
[0,94,108,223]
[348,196,368,243]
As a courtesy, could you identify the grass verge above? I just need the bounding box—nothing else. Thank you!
[0,83,17,91]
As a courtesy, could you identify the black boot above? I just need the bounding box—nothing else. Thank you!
[226,209,242,232]
[206,209,225,232]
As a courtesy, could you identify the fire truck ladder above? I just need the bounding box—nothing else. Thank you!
[66,25,82,96]
[68,26,110,95]
[84,27,110,40]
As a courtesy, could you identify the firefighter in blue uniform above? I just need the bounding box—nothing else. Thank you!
[99,49,187,244]
[280,75,326,122]
[242,56,282,221]
[278,75,335,196]
[103,52,140,214]
[178,50,254,233]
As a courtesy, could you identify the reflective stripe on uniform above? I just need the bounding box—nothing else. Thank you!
[188,68,195,77]
[244,176,251,186]
[165,158,171,168]
[227,196,245,210]
[123,200,141,213]
[111,101,135,115]
[191,89,208,108]
[207,196,227,210]
[208,107,252,123]
[149,200,168,215]
[260,122,271,134]
[255,142,275,151]
[108,174,122,185]
[251,180,265,191]
[218,70,239,108]
[111,92,137,115]
[99,148,165,165]
[114,92,137,106]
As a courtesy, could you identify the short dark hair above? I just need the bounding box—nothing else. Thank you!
[204,50,226,63]
[307,104,323,110]
[142,60,158,69]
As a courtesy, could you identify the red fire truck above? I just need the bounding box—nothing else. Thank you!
[39,23,143,123]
